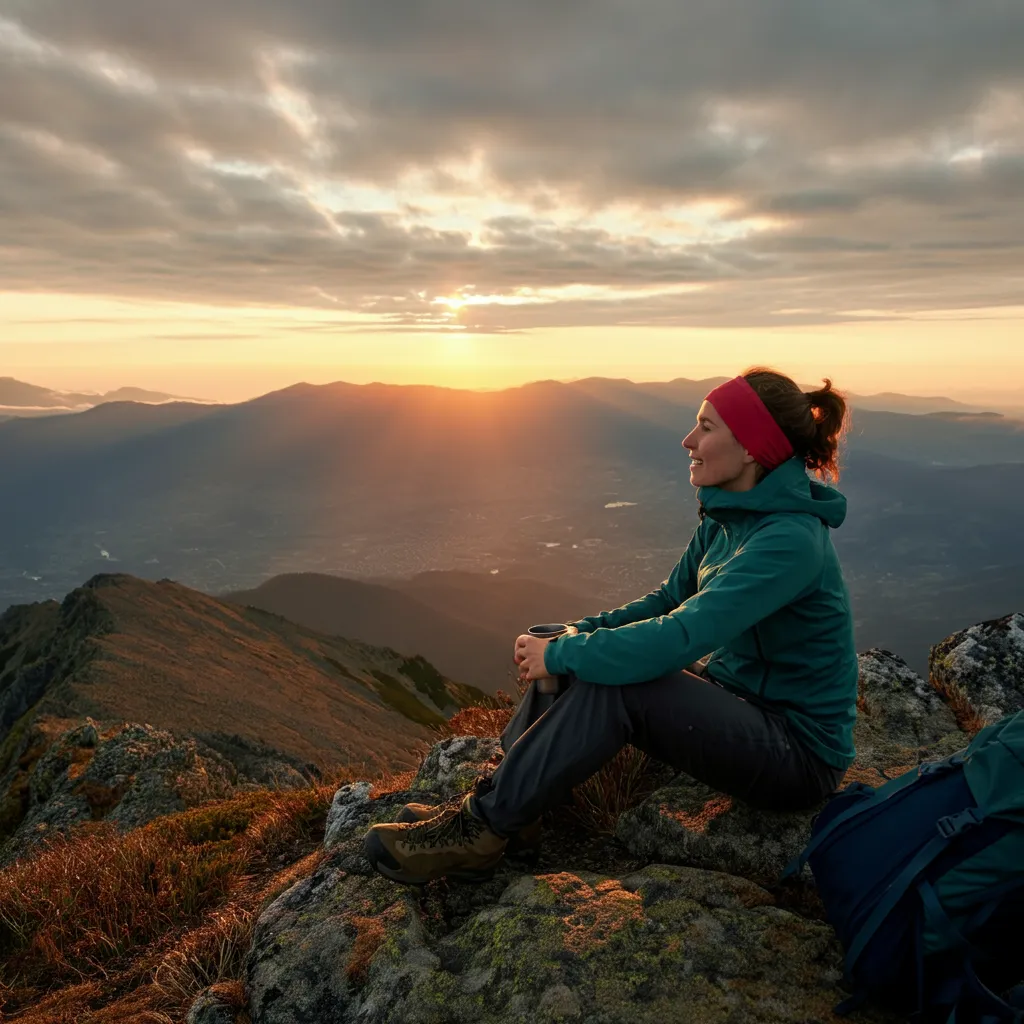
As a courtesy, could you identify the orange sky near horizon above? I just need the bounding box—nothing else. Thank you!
[5,7,1024,411]
[3,291,1023,407]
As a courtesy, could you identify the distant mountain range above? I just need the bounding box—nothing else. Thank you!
[0,573,489,774]
[0,377,1021,676]
[0,374,1015,419]
[0,376,204,419]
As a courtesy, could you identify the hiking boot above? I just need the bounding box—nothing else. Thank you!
[395,800,543,854]
[363,793,507,886]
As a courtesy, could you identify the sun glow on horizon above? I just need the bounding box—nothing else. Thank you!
[3,290,1024,409]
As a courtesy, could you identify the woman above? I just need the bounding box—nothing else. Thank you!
[364,367,859,886]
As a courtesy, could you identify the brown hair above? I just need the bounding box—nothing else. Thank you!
[741,366,850,483]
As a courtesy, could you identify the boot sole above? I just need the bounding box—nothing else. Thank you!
[363,830,500,886]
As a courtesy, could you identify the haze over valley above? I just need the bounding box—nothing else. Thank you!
[2,376,1021,677]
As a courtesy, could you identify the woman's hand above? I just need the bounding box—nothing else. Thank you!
[513,627,577,682]
[513,634,555,682]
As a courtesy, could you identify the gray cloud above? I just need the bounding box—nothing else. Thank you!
[1,0,1024,328]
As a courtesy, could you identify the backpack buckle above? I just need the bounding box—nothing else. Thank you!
[936,807,982,839]
[919,751,968,777]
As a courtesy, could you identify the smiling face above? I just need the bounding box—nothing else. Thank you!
[682,400,760,492]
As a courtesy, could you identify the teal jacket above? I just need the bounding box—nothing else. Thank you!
[544,456,859,770]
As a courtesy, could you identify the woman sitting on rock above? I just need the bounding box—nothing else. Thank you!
[364,366,859,886]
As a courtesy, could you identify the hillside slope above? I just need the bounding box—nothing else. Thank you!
[0,574,488,774]
[224,569,596,693]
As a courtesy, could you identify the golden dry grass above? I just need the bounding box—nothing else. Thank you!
[566,744,665,835]
[434,686,518,739]
[0,771,346,1020]
[930,673,988,736]
[0,678,671,1018]
[33,575,441,772]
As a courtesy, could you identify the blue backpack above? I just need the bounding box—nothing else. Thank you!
[784,711,1024,1024]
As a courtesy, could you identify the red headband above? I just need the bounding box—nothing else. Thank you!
[704,376,795,471]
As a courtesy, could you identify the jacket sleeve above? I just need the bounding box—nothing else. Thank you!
[570,522,711,634]
[545,518,823,684]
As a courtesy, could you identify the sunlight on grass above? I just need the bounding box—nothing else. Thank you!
[0,681,669,1019]
[0,773,349,1019]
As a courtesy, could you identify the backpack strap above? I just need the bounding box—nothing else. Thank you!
[781,764,932,880]
[917,880,970,954]
[844,811,980,976]
[922,873,1024,1022]
[944,960,1024,1024]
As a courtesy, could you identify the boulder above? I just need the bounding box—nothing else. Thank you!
[930,613,1024,724]
[247,860,898,1023]
[616,649,967,887]
[186,983,244,1024]
[245,850,402,1024]
[409,735,502,800]
[324,781,374,850]
[0,721,306,864]
[616,776,816,888]
[856,649,959,748]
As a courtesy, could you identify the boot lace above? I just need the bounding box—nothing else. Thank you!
[405,802,488,851]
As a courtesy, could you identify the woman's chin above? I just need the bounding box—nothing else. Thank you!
[690,465,720,487]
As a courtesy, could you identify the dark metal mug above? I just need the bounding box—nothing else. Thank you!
[526,622,574,693]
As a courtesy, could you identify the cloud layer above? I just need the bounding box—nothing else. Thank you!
[2,0,1024,330]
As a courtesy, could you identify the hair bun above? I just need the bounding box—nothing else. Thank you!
[805,378,834,403]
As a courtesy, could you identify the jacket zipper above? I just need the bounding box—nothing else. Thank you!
[753,624,769,698]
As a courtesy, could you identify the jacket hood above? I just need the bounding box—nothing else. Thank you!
[696,456,847,528]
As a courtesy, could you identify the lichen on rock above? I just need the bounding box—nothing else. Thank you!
[615,776,815,888]
[409,735,502,800]
[247,861,899,1023]
[930,613,1024,724]
[0,720,309,864]
[243,644,983,1021]
[857,648,959,748]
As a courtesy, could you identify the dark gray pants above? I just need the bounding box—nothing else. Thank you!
[472,669,847,838]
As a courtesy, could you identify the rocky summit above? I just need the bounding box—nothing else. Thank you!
[169,615,1018,1024]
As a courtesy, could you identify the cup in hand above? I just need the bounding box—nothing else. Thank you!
[525,623,573,694]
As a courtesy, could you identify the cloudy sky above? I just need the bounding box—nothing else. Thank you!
[2,0,1024,401]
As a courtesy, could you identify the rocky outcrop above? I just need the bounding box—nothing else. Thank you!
[239,631,1015,1024]
[615,648,969,887]
[245,855,899,1024]
[408,734,503,800]
[930,612,1024,724]
[857,648,959,749]
[0,718,310,865]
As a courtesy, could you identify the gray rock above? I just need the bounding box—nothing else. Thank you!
[930,613,1024,724]
[857,648,959,748]
[537,982,582,1019]
[0,721,305,864]
[245,850,406,1024]
[409,735,502,800]
[228,612,1015,1021]
[324,781,373,850]
[616,774,816,887]
[71,719,99,748]
[248,861,896,1023]
[186,984,239,1024]
[614,650,971,887]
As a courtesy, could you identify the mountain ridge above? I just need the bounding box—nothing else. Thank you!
[0,376,206,416]
[0,573,489,776]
